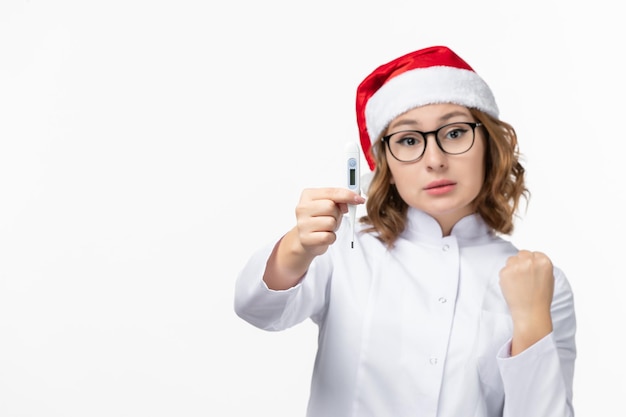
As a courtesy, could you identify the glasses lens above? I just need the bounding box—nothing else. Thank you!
[387,131,426,162]
[436,123,475,154]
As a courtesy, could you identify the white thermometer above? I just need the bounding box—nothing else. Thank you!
[345,141,361,248]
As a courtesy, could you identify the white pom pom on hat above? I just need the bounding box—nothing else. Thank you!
[356,45,499,171]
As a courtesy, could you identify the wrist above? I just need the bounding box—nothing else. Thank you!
[510,312,553,355]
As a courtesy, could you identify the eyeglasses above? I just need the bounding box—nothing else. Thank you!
[381,122,482,163]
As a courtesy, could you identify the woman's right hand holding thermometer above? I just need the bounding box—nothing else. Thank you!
[263,188,365,290]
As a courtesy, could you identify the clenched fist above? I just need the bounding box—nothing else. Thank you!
[499,250,555,355]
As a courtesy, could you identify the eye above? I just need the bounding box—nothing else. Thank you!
[442,124,470,140]
[393,132,423,147]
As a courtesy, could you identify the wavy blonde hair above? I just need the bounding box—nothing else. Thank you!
[360,108,529,247]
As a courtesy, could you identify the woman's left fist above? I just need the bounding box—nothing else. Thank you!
[499,250,555,326]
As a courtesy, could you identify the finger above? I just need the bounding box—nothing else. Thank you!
[300,230,338,249]
[531,251,554,272]
[337,202,349,214]
[298,210,342,233]
[297,198,343,220]
[504,250,532,268]
[301,187,365,205]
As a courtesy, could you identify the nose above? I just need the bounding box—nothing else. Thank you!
[422,134,447,170]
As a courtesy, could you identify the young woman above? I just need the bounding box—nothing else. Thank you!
[234,45,576,417]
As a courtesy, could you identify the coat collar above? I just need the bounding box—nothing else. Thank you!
[401,208,494,244]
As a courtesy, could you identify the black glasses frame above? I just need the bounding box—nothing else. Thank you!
[381,122,482,163]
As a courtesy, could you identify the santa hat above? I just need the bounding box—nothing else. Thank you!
[356,45,499,171]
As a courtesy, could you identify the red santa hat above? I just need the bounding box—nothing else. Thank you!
[356,45,499,171]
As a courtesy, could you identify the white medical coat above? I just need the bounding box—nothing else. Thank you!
[234,208,576,417]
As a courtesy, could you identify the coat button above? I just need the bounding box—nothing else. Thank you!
[442,244,449,251]
[429,357,438,365]
[438,297,447,304]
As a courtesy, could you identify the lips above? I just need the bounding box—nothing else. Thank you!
[424,179,456,190]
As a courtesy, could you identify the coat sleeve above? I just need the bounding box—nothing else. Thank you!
[497,267,576,417]
[233,239,333,331]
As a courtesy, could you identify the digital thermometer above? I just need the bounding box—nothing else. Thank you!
[345,141,361,248]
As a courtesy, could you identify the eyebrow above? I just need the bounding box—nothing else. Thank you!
[389,110,472,130]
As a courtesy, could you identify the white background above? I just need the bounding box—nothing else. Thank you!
[0,0,623,416]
